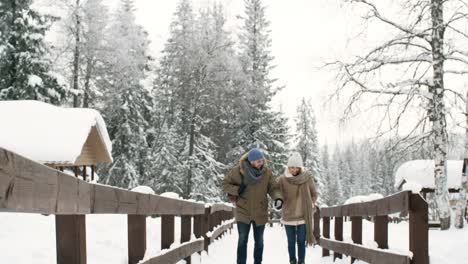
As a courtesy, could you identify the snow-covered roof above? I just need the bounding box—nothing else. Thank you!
[395,160,462,190]
[0,100,112,165]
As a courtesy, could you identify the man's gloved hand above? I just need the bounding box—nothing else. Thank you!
[273,199,283,210]
[238,183,247,196]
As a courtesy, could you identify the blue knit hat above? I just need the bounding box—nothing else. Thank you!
[247,148,264,162]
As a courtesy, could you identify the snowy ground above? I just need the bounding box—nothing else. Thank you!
[0,213,467,263]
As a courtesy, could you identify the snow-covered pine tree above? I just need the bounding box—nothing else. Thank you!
[320,144,332,206]
[328,144,344,205]
[0,0,66,103]
[294,97,323,203]
[236,0,289,173]
[98,0,152,189]
[152,0,228,200]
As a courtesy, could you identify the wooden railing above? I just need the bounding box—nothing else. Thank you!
[316,191,429,264]
[0,147,234,264]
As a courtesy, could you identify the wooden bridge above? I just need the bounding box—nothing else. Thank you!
[0,147,429,264]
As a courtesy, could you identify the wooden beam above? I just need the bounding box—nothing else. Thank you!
[320,191,411,217]
[139,239,204,264]
[320,238,411,264]
[0,147,207,216]
[128,215,146,264]
[56,215,87,264]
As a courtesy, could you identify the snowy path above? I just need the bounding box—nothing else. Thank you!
[190,223,358,264]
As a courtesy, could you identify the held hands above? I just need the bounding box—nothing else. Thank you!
[273,199,283,210]
[228,194,238,204]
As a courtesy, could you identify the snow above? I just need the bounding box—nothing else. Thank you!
[27,74,43,87]
[0,213,467,263]
[0,100,112,164]
[395,160,463,189]
[131,186,156,195]
[344,193,384,205]
[160,192,182,200]
[402,181,423,193]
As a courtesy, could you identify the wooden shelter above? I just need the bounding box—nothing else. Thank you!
[0,100,113,181]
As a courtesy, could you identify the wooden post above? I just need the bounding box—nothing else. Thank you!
[351,216,363,263]
[128,215,146,264]
[322,217,330,257]
[56,215,87,264]
[203,207,211,252]
[374,216,389,249]
[161,215,175,250]
[91,165,95,181]
[313,208,321,241]
[82,166,86,181]
[181,215,192,264]
[334,217,343,260]
[410,194,429,264]
[194,214,204,254]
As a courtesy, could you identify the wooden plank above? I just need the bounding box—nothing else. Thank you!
[410,194,429,264]
[181,216,192,264]
[319,238,411,264]
[322,217,330,257]
[0,148,206,216]
[334,216,343,260]
[128,215,146,264]
[161,215,175,250]
[209,221,234,243]
[320,191,411,217]
[56,215,87,264]
[351,216,363,263]
[375,216,389,249]
[139,239,204,264]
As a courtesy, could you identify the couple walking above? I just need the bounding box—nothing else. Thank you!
[223,148,318,264]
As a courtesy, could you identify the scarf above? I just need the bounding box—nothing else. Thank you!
[242,159,265,185]
[286,169,316,246]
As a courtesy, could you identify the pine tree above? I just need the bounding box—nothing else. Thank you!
[236,0,289,173]
[294,98,323,203]
[98,0,152,189]
[0,0,66,103]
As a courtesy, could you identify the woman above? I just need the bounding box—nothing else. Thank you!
[277,152,318,264]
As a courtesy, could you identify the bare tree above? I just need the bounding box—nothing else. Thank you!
[328,0,468,229]
[455,90,468,228]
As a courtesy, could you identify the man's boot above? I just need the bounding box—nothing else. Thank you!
[290,260,297,264]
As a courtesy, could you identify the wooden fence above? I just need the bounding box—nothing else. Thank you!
[316,191,429,264]
[0,147,234,264]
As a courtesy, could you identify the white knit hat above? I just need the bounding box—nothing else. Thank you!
[287,152,304,167]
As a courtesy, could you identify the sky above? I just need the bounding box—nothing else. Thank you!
[130,0,366,145]
[36,0,467,146]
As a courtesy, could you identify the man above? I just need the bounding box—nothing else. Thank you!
[223,148,283,264]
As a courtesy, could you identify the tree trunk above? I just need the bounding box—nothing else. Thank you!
[455,90,468,228]
[83,57,91,108]
[185,113,196,199]
[430,0,451,230]
[72,0,81,107]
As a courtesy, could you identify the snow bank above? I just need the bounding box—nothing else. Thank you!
[395,160,462,189]
[131,186,156,195]
[344,193,384,205]
[0,100,112,164]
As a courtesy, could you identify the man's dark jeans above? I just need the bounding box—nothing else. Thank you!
[237,221,265,264]
[285,224,306,262]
